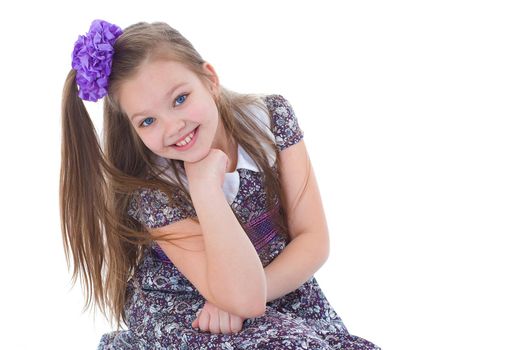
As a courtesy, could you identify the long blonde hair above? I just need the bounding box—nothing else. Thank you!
[60,21,295,329]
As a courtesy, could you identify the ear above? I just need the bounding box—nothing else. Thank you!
[201,61,220,97]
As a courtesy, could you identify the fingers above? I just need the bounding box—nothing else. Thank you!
[218,309,232,334]
[191,309,201,329]
[209,307,234,334]
[192,302,244,335]
[207,307,221,334]
[197,308,211,333]
[230,314,244,334]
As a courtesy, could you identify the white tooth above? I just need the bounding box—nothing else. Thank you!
[176,131,195,146]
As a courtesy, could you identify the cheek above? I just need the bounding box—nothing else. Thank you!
[191,98,216,122]
[141,133,163,152]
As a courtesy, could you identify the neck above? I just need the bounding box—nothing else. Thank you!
[213,118,238,173]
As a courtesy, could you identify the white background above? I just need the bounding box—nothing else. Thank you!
[0,1,523,349]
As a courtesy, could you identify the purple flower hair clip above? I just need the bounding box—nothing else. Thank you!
[71,19,123,102]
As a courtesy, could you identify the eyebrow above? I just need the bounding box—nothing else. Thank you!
[130,82,188,120]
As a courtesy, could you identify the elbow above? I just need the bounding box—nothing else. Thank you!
[248,305,267,318]
[233,287,267,319]
[323,242,330,262]
[321,246,330,267]
[236,298,266,319]
[322,233,330,262]
[212,287,267,319]
[208,269,267,319]
[237,274,267,318]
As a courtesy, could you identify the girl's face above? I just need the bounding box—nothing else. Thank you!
[118,59,222,163]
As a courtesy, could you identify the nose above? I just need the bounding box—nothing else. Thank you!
[164,117,186,144]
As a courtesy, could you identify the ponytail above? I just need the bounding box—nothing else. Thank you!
[60,69,154,328]
[60,68,111,316]
[60,68,192,328]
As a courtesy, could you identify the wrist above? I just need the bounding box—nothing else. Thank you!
[190,183,224,200]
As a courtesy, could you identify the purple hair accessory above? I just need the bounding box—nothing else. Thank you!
[71,19,123,102]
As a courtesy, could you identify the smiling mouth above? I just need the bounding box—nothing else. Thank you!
[175,128,196,145]
[171,126,199,150]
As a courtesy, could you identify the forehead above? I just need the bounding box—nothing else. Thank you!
[118,59,197,114]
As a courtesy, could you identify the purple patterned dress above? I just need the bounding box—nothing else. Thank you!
[97,95,381,349]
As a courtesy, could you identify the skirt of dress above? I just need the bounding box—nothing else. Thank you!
[97,246,381,350]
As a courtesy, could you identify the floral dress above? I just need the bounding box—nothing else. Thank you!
[97,94,382,349]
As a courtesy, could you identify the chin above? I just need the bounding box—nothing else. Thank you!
[172,150,207,164]
[188,152,208,163]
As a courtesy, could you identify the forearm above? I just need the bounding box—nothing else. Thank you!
[191,186,267,316]
[264,232,329,303]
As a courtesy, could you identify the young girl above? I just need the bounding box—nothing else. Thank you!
[61,19,381,349]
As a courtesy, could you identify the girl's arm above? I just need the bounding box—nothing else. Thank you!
[191,185,267,317]
[265,139,331,303]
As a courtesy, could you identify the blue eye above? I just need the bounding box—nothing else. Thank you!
[140,117,154,127]
[138,93,188,128]
[174,93,188,106]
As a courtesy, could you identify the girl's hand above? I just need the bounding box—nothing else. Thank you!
[191,300,246,335]
[184,148,230,192]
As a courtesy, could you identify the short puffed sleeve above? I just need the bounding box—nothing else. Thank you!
[263,94,305,152]
[127,187,197,229]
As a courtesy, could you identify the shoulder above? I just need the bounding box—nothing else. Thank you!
[262,94,305,152]
[261,94,295,118]
[127,186,197,229]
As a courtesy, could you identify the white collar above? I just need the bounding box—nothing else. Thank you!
[232,101,276,172]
